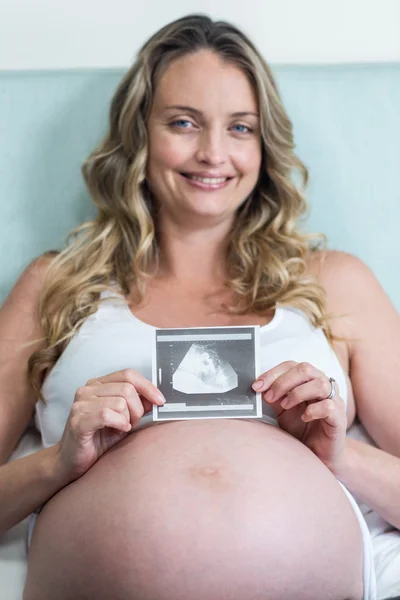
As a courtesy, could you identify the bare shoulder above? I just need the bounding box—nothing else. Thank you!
[16,252,56,291]
[2,251,58,309]
[306,248,400,362]
[305,248,374,284]
[305,249,385,319]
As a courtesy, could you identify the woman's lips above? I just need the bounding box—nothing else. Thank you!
[180,173,233,191]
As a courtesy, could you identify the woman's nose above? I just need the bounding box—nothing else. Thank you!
[194,129,227,166]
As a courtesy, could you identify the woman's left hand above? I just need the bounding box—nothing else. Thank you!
[252,361,347,472]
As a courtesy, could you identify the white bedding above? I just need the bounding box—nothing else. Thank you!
[1,424,399,600]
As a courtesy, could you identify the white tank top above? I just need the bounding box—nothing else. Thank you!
[35,289,348,448]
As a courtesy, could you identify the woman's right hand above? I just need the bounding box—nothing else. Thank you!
[54,369,166,483]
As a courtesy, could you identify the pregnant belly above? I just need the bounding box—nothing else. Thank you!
[27,420,364,600]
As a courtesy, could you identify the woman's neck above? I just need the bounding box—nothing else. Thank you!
[156,221,231,289]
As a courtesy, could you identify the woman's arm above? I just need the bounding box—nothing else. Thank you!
[0,254,68,533]
[0,255,53,463]
[333,436,400,530]
[311,250,400,526]
[0,444,70,534]
[313,250,400,455]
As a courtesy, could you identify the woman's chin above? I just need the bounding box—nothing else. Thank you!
[176,198,238,223]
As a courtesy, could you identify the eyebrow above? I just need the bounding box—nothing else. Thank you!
[163,105,259,118]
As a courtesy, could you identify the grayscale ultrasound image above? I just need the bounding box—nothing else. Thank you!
[153,326,261,421]
[172,343,238,394]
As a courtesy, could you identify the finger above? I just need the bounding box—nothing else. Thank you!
[77,383,150,428]
[301,399,345,430]
[279,377,341,410]
[140,396,154,414]
[80,395,131,421]
[92,383,151,427]
[86,370,166,405]
[261,362,325,404]
[72,407,132,436]
[252,361,298,392]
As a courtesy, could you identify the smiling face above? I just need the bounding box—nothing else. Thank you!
[146,50,262,228]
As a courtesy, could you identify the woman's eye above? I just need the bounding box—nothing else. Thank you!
[170,119,193,129]
[232,124,252,134]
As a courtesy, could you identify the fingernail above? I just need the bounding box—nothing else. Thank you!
[280,398,289,408]
[252,380,264,391]
[157,394,166,405]
[264,390,274,403]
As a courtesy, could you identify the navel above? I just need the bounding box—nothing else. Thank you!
[186,464,235,492]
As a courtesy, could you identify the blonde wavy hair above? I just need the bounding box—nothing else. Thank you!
[28,13,335,402]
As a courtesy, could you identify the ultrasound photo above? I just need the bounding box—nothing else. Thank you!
[152,326,261,421]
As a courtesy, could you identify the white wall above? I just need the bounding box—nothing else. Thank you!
[1,0,400,70]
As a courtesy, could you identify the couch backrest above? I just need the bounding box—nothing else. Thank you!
[1,65,399,308]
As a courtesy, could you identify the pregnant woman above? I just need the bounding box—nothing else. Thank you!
[1,14,399,600]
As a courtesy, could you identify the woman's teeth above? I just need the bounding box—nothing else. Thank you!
[185,175,228,184]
